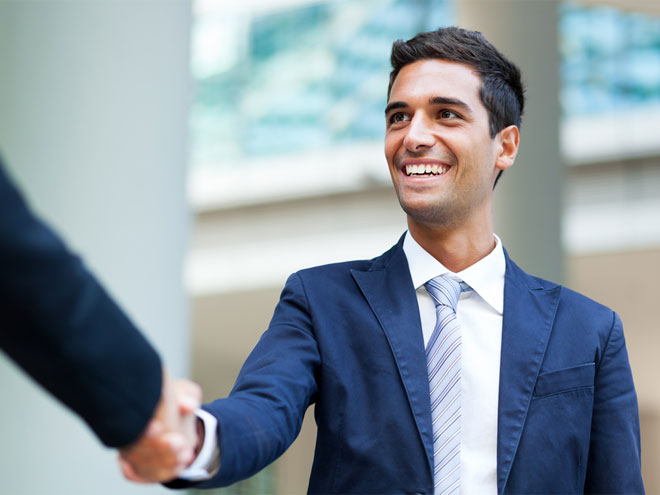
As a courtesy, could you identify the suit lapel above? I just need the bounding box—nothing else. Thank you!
[497,253,560,493]
[350,242,560,490]
[351,239,434,476]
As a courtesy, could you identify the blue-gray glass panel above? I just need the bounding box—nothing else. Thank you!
[560,2,660,117]
[191,0,454,169]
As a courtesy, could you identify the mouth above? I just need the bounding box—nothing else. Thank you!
[402,163,450,177]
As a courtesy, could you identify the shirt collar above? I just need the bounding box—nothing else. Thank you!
[402,231,505,315]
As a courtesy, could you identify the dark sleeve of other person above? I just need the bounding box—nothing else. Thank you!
[0,157,162,448]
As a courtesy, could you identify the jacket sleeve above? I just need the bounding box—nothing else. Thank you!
[170,272,320,489]
[584,312,645,494]
[0,161,162,448]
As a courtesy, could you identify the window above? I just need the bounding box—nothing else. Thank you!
[560,2,660,117]
[190,0,454,172]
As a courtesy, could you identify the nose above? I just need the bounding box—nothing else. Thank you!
[403,112,435,151]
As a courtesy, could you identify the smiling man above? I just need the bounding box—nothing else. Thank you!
[141,27,644,494]
[385,57,518,270]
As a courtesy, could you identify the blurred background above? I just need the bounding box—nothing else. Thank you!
[0,0,658,493]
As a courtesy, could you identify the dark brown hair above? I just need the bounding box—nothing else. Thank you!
[388,26,525,139]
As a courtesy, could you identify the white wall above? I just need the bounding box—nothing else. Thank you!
[0,2,191,493]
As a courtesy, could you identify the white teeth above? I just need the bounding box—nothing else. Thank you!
[405,164,450,176]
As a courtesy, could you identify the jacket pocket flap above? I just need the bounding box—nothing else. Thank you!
[534,363,595,397]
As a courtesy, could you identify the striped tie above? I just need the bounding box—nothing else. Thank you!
[425,275,469,495]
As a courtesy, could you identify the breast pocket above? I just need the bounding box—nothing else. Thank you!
[533,363,595,398]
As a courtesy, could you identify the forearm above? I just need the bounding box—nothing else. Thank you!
[167,273,320,489]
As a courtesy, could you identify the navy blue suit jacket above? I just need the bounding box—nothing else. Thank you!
[181,236,643,493]
[0,161,161,448]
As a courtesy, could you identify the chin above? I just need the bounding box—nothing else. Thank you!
[399,200,458,228]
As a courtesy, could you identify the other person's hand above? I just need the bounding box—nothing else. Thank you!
[118,370,202,483]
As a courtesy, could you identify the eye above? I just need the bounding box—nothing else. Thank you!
[388,112,410,125]
[439,109,458,119]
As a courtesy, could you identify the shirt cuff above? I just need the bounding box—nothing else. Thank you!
[178,408,220,481]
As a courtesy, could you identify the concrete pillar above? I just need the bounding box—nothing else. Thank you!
[0,2,191,494]
[458,0,564,283]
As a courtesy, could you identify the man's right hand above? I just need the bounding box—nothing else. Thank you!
[118,371,202,483]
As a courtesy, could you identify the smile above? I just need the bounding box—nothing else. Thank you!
[404,164,449,176]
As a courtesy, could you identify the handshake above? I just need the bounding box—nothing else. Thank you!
[118,371,204,483]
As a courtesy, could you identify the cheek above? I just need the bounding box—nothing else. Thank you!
[384,133,402,164]
[463,139,493,170]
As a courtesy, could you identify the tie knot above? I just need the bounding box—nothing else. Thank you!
[425,275,463,311]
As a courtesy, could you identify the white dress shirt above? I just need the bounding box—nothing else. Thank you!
[186,233,505,491]
[179,408,219,480]
[403,231,504,494]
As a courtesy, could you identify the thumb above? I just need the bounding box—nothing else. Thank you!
[173,380,202,415]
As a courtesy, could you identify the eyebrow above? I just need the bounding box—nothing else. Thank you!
[430,96,472,113]
[384,101,408,115]
[384,96,473,115]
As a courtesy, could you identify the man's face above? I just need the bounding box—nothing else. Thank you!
[384,59,511,231]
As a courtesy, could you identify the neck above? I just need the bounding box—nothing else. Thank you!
[407,216,496,273]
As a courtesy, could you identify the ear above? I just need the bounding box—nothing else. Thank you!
[494,125,519,172]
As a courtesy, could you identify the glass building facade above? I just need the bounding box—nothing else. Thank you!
[560,2,660,117]
[191,0,660,173]
[190,0,454,171]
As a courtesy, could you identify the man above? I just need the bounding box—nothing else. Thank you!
[145,27,643,493]
[0,159,199,482]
